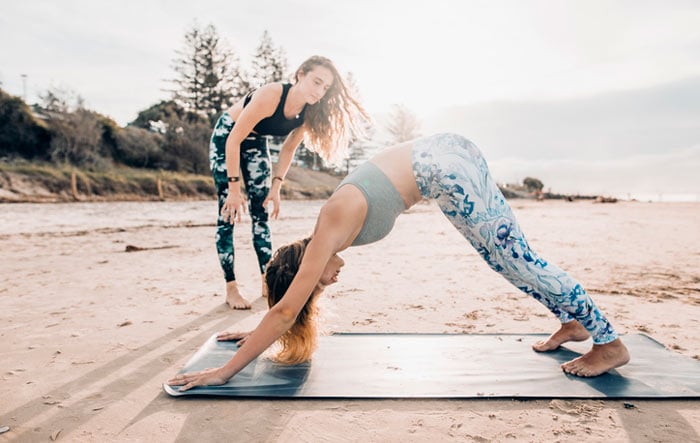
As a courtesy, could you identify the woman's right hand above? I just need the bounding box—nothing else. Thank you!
[221,189,247,223]
[167,367,230,392]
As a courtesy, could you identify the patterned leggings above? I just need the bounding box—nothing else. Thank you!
[209,112,273,281]
[412,133,618,345]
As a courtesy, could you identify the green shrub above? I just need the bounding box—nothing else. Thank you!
[0,88,51,159]
[114,126,164,168]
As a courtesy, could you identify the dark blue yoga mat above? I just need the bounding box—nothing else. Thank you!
[163,333,700,399]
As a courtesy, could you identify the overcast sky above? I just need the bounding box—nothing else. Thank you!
[1,0,699,197]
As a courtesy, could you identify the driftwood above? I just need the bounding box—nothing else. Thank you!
[124,244,179,252]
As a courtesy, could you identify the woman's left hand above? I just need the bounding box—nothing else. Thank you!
[217,330,251,346]
[167,367,229,392]
[263,189,281,219]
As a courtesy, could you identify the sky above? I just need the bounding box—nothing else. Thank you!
[1,0,699,198]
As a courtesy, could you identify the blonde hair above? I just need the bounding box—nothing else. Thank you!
[294,55,370,164]
[264,237,320,364]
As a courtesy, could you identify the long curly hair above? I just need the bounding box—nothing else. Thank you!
[295,55,370,165]
[264,237,320,364]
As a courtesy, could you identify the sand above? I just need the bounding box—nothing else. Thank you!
[0,199,698,442]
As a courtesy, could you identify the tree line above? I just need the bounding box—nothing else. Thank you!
[0,24,422,176]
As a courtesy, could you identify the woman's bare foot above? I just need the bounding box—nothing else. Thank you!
[561,338,630,377]
[532,321,590,352]
[225,281,251,310]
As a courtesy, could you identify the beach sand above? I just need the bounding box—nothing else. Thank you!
[1,199,698,442]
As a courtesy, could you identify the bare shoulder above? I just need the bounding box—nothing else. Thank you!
[238,83,283,120]
[229,83,282,112]
[249,83,284,104]
[322,185,367,218]
[315,186,367,251]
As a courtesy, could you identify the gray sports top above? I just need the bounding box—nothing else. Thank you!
[337,161,406,246]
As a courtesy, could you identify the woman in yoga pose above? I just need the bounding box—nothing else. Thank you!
[170,133,629,390]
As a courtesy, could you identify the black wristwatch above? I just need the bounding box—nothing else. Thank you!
[227,176,241,183]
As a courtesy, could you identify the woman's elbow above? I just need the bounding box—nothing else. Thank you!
[270,305,299,326]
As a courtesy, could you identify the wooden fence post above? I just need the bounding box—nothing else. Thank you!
[70,171,79,201]
[157,174,164,200]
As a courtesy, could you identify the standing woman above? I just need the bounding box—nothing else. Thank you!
[210,55,368,309]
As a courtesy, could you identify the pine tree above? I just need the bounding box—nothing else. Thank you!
[249,30,288,88]
[170,23,244,121]
[386,104,421,145]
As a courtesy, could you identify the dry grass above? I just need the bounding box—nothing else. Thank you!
[0,161,341,202]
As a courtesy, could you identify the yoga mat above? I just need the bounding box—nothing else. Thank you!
[163,333,700,399]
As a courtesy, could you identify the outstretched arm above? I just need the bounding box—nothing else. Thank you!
[167,210,350,391]
[166,304,300,391]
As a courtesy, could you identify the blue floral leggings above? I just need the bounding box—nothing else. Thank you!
[412,133,618,344]
[209,112,273,282]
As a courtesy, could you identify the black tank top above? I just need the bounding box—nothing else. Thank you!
[243,83,306,136]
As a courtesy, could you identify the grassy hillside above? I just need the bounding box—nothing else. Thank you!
[0,161,342,203]
[0,161,594,204]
